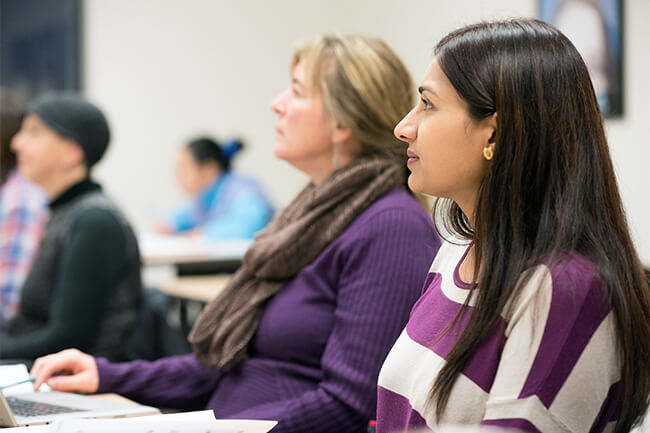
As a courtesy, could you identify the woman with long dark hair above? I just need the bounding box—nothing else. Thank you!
[377,19,649,433]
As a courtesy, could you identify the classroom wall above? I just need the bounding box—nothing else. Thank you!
[84,0,650,265]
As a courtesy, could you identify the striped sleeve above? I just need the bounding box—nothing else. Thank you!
[482,256,619,433]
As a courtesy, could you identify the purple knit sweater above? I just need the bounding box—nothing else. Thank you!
[96,189,440,433]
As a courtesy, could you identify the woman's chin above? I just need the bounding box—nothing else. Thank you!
[407,174,423,195]
[272,143,287,160]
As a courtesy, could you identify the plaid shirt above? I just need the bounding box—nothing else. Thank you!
[0,170,49,326]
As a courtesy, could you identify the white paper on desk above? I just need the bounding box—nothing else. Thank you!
[136,409,216,421]
[0,411,217,432]
[0,364,51,395]
[138,232,252,262]
[2,424,50,432]
[47,417,277,433]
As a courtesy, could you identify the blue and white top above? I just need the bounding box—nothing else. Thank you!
[171,172,273,240]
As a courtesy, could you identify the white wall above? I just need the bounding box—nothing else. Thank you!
[605,0,650,266]
[84,0,650,265]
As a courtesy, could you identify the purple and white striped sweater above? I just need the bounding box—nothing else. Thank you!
[377,241,620,433]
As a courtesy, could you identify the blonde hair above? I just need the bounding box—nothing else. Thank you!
[292,35,415,175]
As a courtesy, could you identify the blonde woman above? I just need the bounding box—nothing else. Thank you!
[31,35,440,432]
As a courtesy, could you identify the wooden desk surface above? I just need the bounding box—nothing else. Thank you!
[92,393,143,405]
[158,275,230,303]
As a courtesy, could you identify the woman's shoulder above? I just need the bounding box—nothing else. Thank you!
[505,251,610,330]
[339,188,437,247]
[512,251,605,300]
[219,172,270,199]
[222,171,264,189]
[355,188,431,224]
[542,251,604,295]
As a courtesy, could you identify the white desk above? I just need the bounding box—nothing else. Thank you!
[138,233,251,267]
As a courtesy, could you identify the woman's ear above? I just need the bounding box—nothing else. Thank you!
[481,113,497,161]
[331,122,352,146]
[487,112,497,144]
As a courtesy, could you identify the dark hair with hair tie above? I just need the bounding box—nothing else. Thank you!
[186,137,244,172]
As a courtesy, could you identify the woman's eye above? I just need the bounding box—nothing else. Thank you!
[421,98,433,111]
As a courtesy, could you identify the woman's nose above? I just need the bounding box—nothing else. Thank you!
[10,132,23,152]
[271,89,288,115]
[394,108,417,142]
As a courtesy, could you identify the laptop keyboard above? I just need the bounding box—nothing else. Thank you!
[6,396,87,418]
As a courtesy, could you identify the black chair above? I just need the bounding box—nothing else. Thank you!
[117,289,191,362]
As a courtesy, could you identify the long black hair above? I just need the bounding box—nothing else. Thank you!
[429,19,649,432]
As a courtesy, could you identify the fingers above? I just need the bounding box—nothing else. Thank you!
[46,372,95,393]
[30,351,66,391]
[30,349,95,392]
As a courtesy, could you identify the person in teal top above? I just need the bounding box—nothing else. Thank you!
[157,137,273,240]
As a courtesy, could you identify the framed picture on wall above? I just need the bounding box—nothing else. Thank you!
[539,0,624,117]
[0,0,82,99]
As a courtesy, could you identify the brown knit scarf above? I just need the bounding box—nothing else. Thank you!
[188,157,405,370]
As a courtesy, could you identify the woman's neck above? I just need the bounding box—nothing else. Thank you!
[458,244,478,285]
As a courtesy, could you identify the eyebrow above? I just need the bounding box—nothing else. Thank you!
[418,85,437,97]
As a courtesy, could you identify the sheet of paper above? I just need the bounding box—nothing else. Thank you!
[0,364,34,395]
[47,417,277,433]
[0,410,217,432]
[136,409,216,421]
[2,425,50,432]
[0,364,50,395]
[138,231,252,264]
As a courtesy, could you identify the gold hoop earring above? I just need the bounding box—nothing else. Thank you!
[482,146,493,161]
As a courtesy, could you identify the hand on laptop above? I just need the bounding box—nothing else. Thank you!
[30,349,99,394]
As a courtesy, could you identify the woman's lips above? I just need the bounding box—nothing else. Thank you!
[407,149,419,165]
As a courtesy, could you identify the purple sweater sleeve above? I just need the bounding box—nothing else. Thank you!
[224,208,438,433]
[96,201,438,431]
[96,354,222,410]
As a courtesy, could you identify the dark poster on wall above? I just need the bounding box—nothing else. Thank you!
[0,0,81,98]
[539,0,624,117]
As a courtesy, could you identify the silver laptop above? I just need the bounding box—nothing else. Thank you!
[0,389,159,427]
